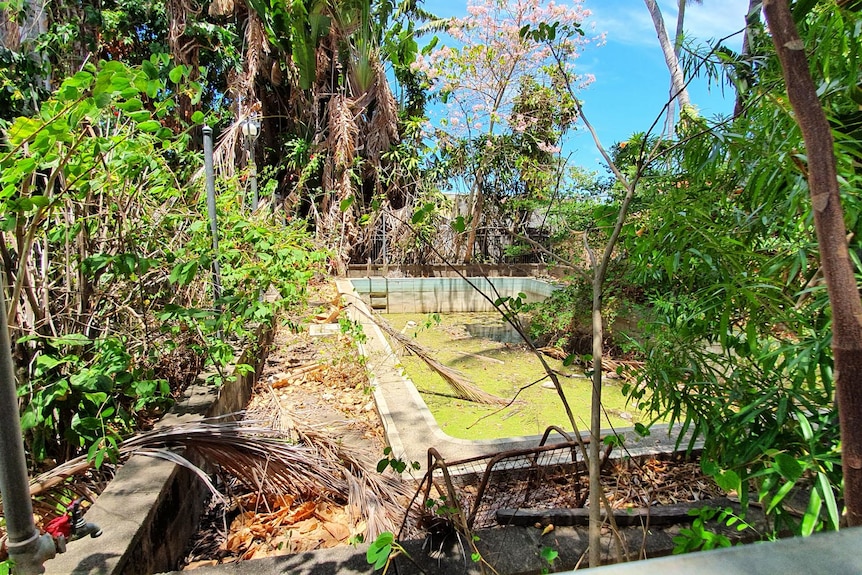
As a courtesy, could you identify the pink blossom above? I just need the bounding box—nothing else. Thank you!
[537,141,561,154]
[424,0,596,144]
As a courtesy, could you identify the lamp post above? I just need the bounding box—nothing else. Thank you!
[240,115,261,211]
[0,270,63,573]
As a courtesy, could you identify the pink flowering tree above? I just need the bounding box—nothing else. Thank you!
[415,0,599,262]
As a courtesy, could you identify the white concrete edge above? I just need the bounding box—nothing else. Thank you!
[336,278,698,464]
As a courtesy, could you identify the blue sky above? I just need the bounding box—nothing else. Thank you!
[421,0,752,174]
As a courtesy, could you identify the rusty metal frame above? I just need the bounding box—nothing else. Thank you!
[418,426,614,530]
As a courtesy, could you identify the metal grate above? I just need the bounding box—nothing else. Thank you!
[400,427,613,538]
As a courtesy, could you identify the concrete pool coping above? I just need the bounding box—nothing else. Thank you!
[337,278,690,466]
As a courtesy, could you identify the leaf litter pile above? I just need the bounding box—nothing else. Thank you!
[180,280,409,569]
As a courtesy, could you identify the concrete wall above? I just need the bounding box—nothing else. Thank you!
[347,263,571,279]
[351,276,559,313]
[44,324,275,575]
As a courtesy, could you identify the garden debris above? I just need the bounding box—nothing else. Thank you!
[538,346,643,380]
[452,350,506,365]
[371,312,510,405]
[219,497,357,560]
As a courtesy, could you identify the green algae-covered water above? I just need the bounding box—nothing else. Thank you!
[385,312,648,440]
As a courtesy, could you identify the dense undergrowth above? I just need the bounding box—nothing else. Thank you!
[1,59,327,472]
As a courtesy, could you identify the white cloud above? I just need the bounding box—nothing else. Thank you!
[683,0,750,45]
[588,0,749,49]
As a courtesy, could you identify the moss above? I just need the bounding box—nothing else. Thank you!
[385,312,648,440]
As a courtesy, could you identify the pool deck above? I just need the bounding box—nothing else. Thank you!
[337,278,689,467]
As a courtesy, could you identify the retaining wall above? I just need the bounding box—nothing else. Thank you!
[350,276,559,313]
[43,324,275,575]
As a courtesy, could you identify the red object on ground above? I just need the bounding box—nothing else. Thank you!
[45,514,71,538]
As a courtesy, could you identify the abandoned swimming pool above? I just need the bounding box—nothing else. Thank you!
[346,276,648,442]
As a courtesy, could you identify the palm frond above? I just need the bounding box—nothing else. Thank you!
[371,313,511,406]
[328,94,358,169]
[208,0,234,17]
[21,416,411,540]
[367,60,399,168]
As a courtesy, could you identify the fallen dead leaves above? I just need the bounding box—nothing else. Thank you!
[221,495,361,560]
[603,456,724,508]
[183,280,391,570]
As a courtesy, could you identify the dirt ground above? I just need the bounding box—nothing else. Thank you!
[180,279,392,568]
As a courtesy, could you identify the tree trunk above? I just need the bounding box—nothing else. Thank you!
[588,274,604,567]
[664,0,688,135]
[733,0,762,118]
[463,190,483,264]
[763,0,862,526]
[463,170,485,264]
[644,0,691,113]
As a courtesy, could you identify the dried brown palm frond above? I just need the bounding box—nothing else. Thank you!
[20,417,411,540]
[328,94,358,170]
[208,0,233,17]
[1,13,21,51]
[247,399,412,538]
[366,60,399,167]
[122,420,344,498]
[270,60,282,86]
[243,11,268,98]
[371,313,511,406]
[315,40,332,87]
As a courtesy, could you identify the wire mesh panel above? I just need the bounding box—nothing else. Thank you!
[400,427,604,538]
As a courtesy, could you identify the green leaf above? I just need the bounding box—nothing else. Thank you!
[366,532,394,570]
[7,117,43,145]
[126,110,151,123]
[51,333,92,347]
[137,120,161,133]
[766,478,797,514]
[773,452,804,481]
[29,195,50,208]
[412,202,432,224]
[117,98,143,112]
[191,110,205,124]
[797,411,814,441]
[451,216,466,233]
[168,65,185,84]
[340,196,354,212]
[35,354,63,372]
[817,472,840,530]
[146,79,161,98]
[801,488,822,537]
[142,59,159,80]
[540,546,559,564]
[20,410,39,430]
[714,469,740,493]
[169,260,199,286]
[93,91,113,108]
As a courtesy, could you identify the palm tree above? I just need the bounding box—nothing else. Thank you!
[643,0,693,130]
[663,0,703,134]
[218,0,431,272]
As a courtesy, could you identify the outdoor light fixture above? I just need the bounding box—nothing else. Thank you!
[240,114,261,210]
[240,114,261,140]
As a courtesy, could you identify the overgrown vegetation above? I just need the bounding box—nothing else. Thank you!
[2,0,862,570]
[1,59,325,470]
